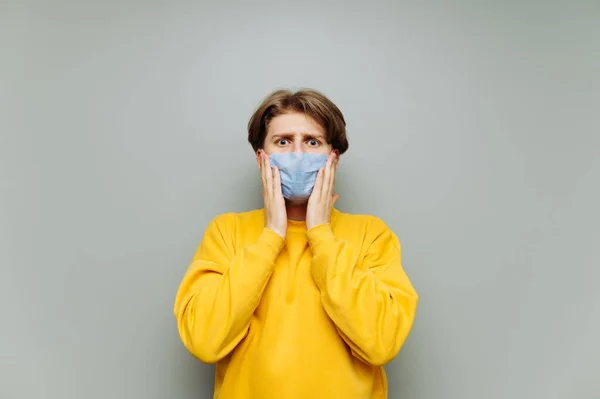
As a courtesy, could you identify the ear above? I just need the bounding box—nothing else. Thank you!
[256,149,261,168]
[331,149,340,165]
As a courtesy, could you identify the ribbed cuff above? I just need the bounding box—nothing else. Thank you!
[307,224,337,287]
[306,223,335,252]
[257,227,287,261]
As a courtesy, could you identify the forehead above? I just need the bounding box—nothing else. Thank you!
[266,112,326,138]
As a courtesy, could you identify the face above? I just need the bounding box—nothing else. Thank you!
[261,112,333,155]
[256,112,338,205]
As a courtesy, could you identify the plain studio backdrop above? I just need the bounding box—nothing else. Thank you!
[1,1,599,398]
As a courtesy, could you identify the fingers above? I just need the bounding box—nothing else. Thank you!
[329,153,337,197]
[321,152,337,200]
[273,165,283,198]
[258,150,284,202]
[259,151,267,195]
[263,153,274,198]
[313,167,324,195]
[322,156,331,199]
[311,152,339,202]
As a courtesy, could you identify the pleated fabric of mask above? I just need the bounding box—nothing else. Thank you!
[268,152,329,200]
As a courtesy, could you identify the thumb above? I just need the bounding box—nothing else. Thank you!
[332,193,340,206]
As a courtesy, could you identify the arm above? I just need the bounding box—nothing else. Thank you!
[307,217,418,366]
[173,214,285,363]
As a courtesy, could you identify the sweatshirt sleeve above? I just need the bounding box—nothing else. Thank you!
[307,217,418,366]
[173,213,285,364]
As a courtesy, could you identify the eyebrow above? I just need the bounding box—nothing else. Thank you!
[272,132,325,139]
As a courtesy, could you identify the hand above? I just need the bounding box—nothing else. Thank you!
[306,152,339,231]
[258,150,287,238]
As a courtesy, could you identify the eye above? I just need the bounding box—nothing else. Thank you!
[277,139,289,146]
[307,139,319,147]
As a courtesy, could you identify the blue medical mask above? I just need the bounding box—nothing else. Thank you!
[268,152,329,200]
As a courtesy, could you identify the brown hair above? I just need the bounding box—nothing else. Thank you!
[247,88,349,154]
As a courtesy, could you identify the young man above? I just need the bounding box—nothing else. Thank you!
[174,89,418,399]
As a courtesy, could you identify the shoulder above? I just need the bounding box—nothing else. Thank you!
[332,209,400,247]
[333,208,392,232]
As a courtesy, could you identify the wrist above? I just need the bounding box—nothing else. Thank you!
[306,223,335,251]
[256,227,287,260]
[306,217,328,231]
[266,224,286,239]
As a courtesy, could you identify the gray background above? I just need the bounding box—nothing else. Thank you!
[1,1,599,398]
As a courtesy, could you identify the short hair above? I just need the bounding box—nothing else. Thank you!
[247,88,349,154]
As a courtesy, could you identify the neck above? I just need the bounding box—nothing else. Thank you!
[285,200,308,221]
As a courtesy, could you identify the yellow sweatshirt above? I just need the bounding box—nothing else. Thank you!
[174,208,418,399]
